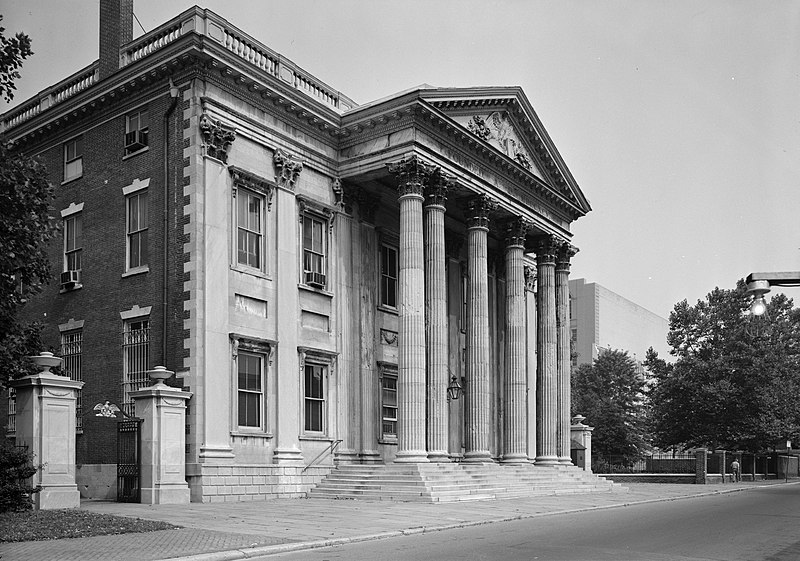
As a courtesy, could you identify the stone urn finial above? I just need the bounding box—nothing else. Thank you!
[572,415,587,426]
[147,366,174,387]
[29,351,63,375]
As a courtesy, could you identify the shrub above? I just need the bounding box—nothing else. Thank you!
[0,440,41,512]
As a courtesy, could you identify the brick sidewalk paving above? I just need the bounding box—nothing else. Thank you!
[1,481,795,561]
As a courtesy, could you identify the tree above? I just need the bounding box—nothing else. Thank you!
[572,349,650,462]
[0,19,55,386]
[645,281,800,452]
[0,15,33,103]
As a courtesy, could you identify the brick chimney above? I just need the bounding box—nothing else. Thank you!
[99,0,133,80]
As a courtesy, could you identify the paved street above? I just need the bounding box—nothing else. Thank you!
[267,484,800,561]
[1,481,797,561]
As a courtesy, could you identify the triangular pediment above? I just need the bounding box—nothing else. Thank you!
[420,87,591,215]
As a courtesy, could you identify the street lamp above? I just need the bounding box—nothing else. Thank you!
[447,375,464,401]
[745,272,800,315]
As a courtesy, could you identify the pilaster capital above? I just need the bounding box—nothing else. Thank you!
[465,194,498,229]
[534,235,559,265]
[556,242,579,272]
[386,155,433,198]
[524,265,537,292]
[424,168,451,209]
[505,217,532,249]
[273,148,304,190]
[199,113,236,163]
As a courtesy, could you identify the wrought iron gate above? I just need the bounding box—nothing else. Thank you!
[117,418,141,502]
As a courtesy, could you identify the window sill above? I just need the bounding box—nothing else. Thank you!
[231,431,273,439]
[61,175,82,185]
[122,266,149,278]
[378,438,398,446]
[123,146,149,160]
[377,305,398,316]
[300,434,331,441]
[298,283,333,298]
[59,284,83,294]
[231,265,271,281]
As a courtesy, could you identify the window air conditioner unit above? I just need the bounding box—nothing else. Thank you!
[305,272,326,287]
[124,130,147,151]
[60,270,81,290]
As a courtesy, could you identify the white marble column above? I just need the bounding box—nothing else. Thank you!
[424,171,450,462]
[556,242,578,464]
[502,219,530,463]
[535,236,559,465]
[387,156,429,463]
[464,194,497,463]
[524,264,538,461]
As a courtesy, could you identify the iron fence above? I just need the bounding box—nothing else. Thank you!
[593,452,696,474]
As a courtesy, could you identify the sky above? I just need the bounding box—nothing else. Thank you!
[3,0,800,319]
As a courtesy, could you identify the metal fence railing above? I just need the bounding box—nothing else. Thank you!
[593,453,696,474]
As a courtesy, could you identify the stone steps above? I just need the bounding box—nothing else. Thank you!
[308,462,626,502]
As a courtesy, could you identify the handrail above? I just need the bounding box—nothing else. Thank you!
[302,439,342,472]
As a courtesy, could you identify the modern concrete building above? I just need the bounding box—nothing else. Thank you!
[2,1,614,502]
[569,278,670,369]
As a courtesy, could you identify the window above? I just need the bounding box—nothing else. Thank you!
[64,137,83,181]
[64,213,82,272]
[237,351,264,429]
[61,329,83,430]
[380,244,398,308]
[302,215,326,288]
[126,191,148,270]
[125,109,149,155]
[122,318,149,416]
[381,370,398,439]
[236,188,263,269]
[6,389,15,434]
[304,363,326,433]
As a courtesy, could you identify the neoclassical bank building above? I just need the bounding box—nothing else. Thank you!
[1,3,611,502]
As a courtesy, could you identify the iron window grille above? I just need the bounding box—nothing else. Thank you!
[122,320,150,416]
[60,329,83,429]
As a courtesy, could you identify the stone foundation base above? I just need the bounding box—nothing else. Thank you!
[76,464,116,499]
[36,484,81,509]
[187,464,332,502]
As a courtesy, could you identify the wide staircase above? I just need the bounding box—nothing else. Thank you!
[308,462,626,502]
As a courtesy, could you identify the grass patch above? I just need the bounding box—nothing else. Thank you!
[0,509,179,542]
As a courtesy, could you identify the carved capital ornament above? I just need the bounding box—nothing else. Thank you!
[199,114,236,163]
[465,194,498,229]
[386,155,434,198]
[273,148,304,190]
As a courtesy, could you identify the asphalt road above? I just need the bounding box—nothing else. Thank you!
[265,485,800,560]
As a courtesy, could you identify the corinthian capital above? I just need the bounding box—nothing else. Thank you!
[386,155,433,197]
[505,217,532,248]
[465,194,498,229]
[273,149,304,190]
[424,168,451,208]
[556,242,579,271]
[535,235,559,265]
[199,114,236,163]
[524,265,537,292]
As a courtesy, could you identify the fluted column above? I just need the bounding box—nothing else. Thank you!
[556,242,578,464]
[524,265,538,461]
[464,194,497,463]
[535,236,559,465]
[502,218,531,463]
[387,156,430,463]
[424,171,450,462]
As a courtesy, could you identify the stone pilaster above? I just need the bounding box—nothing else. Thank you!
[424,171,450,462]
[463,194,497,463]
[535,236,559,465]
[502,218,531,463]
[387,155,431,463]
[272,150,304,464]
[556,242,578,464]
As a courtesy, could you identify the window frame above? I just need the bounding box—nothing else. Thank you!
[124,108,149,156]
[380,243,398,310]
[301,213,327,288]
[236,350,265,430]
[63,212,83,273]
[235,187,265,271]
[126,190,149,272]
[299,349,335,437]
[63,136,83,182]
[378,362,398,441]
[121,314,150,417]
[60,326,84,431]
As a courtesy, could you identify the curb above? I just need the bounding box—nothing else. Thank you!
[167,482,800,560]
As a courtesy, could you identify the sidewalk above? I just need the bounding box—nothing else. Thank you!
[1,480,795,561]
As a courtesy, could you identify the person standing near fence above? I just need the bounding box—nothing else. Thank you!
[731,459,741,482]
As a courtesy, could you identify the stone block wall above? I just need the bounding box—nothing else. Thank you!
[189,464,332,502]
